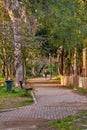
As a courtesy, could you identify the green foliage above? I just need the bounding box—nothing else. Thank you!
[67,84,74,89]
[0,1,14,79]
[0,85,30,97]
[36,27,57,57]
[0,0,87,79]
[41,0,86,51]
[48,110,87,130]
[48,116,75,130]
[13,99,33,108]
[77,87,87,95]
[0,77,5,82]
[33,0,87,76]
[0,72,2,78]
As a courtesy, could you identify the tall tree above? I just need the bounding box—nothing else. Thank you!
[3,0,24,86]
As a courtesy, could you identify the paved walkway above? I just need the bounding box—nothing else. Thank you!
[1,86,87,122]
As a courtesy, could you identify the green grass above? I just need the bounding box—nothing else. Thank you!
[77,87,87,95]
[0,86,32,97]
[66,84,74,89]
[48,110,87,130]
[0,86,34,110]
[48,116,75,130]
[66,85,87,95]
[48,85,87,129]
[13,99,34,108]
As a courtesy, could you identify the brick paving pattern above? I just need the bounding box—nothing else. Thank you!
[0,86,87,121]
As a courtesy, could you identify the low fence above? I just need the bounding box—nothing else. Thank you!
[61,76,87,89]
[79,77,87,89]
[61,76,73,86]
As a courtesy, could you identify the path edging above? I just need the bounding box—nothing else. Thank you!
[0,91,37,113]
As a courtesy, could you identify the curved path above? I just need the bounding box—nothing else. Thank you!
[1,86,87,122]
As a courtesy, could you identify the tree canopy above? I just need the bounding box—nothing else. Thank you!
[0,0,87,80]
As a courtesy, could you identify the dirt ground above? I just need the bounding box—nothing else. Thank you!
[0,119,57,130]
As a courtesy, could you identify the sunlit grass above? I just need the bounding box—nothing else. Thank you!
[0,86,34,110]
[48,111,87,130]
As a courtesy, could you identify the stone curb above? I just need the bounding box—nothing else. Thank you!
[31,91,37,104]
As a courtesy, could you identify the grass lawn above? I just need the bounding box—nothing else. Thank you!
[0,85,34,111]
[48,110,87,130]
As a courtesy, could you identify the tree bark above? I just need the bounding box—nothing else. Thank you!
[5,0,24,87]
[83,48,87,77]
[74,47,77,75]
[61,48,64,75]
[4,0,37,86]
[13,18,24,86]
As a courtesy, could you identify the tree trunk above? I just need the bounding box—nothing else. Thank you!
[13,19,24,86]
[5,0,24,87]
[61,48,64,75]
[83,48,87,77]
[73,48,79,88]
[74,47,77,75]
[4,0,37,86]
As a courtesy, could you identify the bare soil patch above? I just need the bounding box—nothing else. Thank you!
[0,119,57,130]
[0,97,32,110]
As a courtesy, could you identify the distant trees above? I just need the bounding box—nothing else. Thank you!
[35,0,87,76]
[0,0,14,79]
[0,0,87,85]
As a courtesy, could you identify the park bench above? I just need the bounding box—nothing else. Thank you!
[19,81,33,91]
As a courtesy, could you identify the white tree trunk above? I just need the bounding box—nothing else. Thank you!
[13,18,24,86]
[5,0,24,87]
[4,0,37,86]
